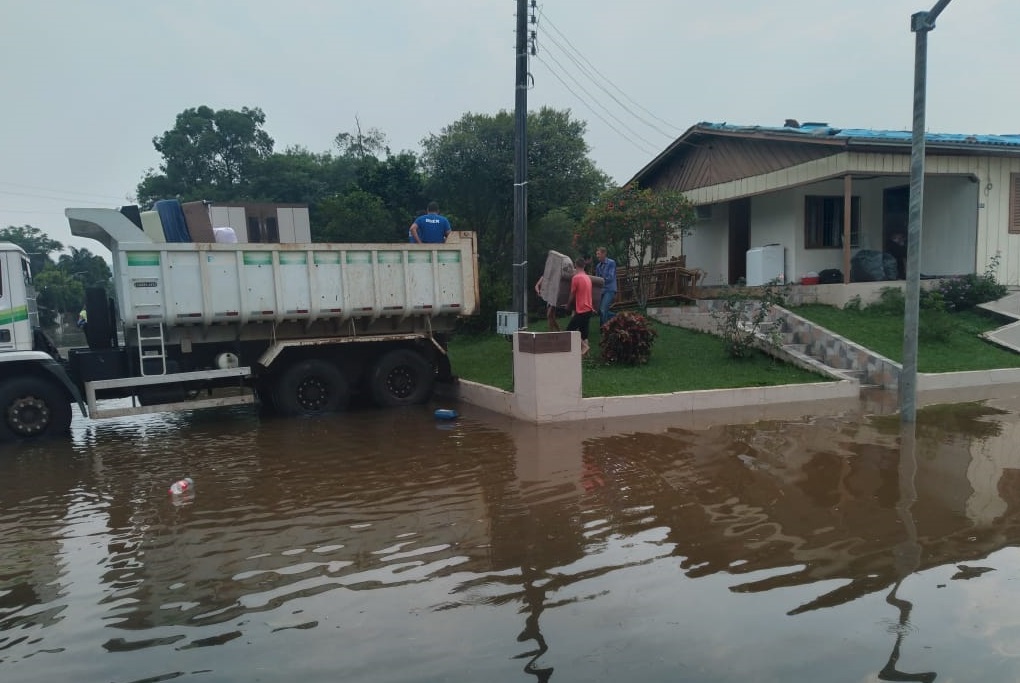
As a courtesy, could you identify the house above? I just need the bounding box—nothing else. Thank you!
[630,121,1020,292]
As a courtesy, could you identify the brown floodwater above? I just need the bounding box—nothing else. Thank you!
[3,390,1020,683]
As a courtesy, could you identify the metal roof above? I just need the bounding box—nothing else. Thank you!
[630,120,1020,185]
[697,121,1020,149]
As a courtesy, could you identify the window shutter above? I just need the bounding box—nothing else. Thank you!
[1011,173,1020,234]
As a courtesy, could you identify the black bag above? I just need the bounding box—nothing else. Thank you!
[818,268,843,284]
[850,250,888,282]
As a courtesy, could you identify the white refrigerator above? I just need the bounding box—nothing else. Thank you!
[745,244,785,286]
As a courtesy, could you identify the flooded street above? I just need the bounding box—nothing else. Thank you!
[4,393,1020,683]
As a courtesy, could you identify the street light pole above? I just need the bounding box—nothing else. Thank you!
[901,0,952,423]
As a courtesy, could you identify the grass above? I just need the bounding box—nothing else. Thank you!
[448,315,828,396]
[789,304,1020,373]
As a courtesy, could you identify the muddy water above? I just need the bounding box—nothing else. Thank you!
[4,393,1020,683]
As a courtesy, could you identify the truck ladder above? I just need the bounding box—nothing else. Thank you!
[136,322,167,376]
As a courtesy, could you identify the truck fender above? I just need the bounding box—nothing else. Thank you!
[40,359,87,417]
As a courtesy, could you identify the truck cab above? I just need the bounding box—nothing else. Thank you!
[0,242,82,441]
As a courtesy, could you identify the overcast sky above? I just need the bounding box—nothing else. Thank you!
[2,0,1017,258]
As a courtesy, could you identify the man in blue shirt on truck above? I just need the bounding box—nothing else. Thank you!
[409,202,452,244]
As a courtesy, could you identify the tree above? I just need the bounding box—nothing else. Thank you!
[318,189,394,243]
[56,247,112,291]
[579,183,696,307]
[355,151,426,236]
[420,107,609,326]
[247,147,351,205]
[0,225,63,276]
[136,105,275,206]
[334,120,390,160]
[34,269,83,327]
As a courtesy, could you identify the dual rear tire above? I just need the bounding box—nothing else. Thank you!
[267,349,435,417]
[272,359,350,417]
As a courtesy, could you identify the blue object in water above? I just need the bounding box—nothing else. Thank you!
[434,408,458,420]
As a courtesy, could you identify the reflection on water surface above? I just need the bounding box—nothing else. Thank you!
[3,394,1020,682]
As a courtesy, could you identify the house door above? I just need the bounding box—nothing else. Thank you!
[883,186,909,279]
[728,198,750,284]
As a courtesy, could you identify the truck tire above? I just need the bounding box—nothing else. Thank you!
[273,360,350,416]
[369,349,435,407]
[0,377,72,441]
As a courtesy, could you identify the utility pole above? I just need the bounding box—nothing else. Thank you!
[901,0,952,423]
[511,0,530,329]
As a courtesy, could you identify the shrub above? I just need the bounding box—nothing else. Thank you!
[918,290,955,342]
[930,255,1008,312]
[599,311,657,365]
[866,287,905,316]
[712,278,788,359]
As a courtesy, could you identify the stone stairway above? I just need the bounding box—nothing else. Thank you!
[648,301,900,391]
[766,309,893,389]
[650,288,1020,396]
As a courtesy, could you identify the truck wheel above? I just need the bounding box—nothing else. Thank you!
[0,377,72,441]
[273,360,350,416]
[369,349,435,407]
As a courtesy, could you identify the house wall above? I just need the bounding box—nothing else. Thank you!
[976,156,1020,285]
[682,150,1000,284]
[685,203,730,286]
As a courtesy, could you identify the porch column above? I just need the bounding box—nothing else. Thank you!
[843,174,852,283]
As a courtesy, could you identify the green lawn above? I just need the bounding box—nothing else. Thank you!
[448,316,827,396]
[790,304,1020,373]
[449,304,1020,395]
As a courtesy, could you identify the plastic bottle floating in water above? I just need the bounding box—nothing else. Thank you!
[169,477,194,495]
[434,408,458,420]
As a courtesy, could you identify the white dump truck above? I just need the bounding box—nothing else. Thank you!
[0,206,479,441]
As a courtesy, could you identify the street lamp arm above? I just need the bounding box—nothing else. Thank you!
[912,0,952,32]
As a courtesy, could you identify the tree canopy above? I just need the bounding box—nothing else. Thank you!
[1,226,111,326]
[0,225,63,276]
[57,246,112,291]
[580,183,696,307]
[421,107,610,322]
[130,104,644,329]
[136,106,275,206]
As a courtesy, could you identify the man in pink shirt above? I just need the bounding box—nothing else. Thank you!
[566,256,595,357]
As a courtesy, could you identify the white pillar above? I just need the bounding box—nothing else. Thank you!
[513,331,583,422]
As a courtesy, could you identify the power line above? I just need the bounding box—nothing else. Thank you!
[0,180,128,202]
[0,189,114,205]
[534,51,660,156]
[535,52,660,157]
[0,208,70,215]
[537,9,686,137]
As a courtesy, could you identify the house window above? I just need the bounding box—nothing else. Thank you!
[804,196,860,249]
[1010,173,1020,234]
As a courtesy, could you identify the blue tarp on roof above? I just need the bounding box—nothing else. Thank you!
[698,122,1020,149]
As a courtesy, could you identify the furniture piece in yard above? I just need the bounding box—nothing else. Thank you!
[613,258,705,309]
